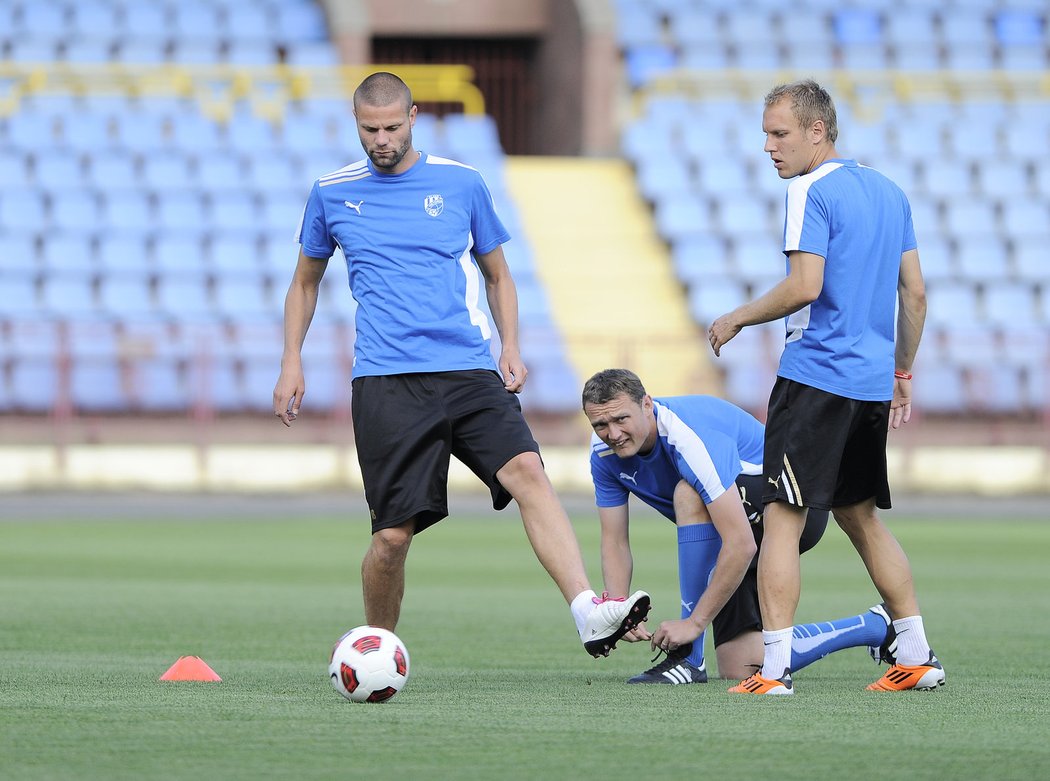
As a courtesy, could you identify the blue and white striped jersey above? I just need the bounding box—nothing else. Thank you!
[297,153,509,378]
[590,396,765,521]
[778,159,917,401]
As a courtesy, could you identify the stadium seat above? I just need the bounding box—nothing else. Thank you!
[942,199,998,238]
[155,191,208,234]
[994,10,1044,45]
[39,273,98,319]
[954,235,1009,283]
[687,279,748,325]
[672,234,730,286]
[920,158,974,199]
[101,190,155,235]
[155,276,215,322]
[141,153,196,191]
[654,194,715,242]
[208,192,259,233]
[636,158,694,202]
[86,150,139,190]
[223,4,275,41]
[1013,237,1050,283]
[120,3,169,39]
[624,46,677,89]
[9,359,59,412]
[916,236,955,283]
[0,187,49,233]
[39,233,96,274]
[976,160,1030,198]
[193,150,249,194]
[833,8,882,44]
[49,188,103,233]
[128,358,188,411]
[613,3,663,48]
[97,273,159,322]
[925,281,979,327]
[983,281,1040,326]
[153,235,208,276]
[1000,200,1050,239]
[731,234,784,288]
[62,37,115,63]
[0,272,41,319]
[914,362,967,414]
[967,364,1026,414]
[213,277,279,322]
[716,195,774,235]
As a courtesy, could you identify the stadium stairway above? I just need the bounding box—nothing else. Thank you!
[504,157,716,397]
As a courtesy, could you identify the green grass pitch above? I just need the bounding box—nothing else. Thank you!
[2,500,1048,780]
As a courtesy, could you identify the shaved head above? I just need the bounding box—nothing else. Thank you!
[354,72,413,113]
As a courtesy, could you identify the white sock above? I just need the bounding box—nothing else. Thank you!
[892,615,932,666]
[760,627,793,680]
[570,590,599,639]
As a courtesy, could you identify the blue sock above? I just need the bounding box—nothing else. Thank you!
[790,608,889,672]
[677,523,722,669]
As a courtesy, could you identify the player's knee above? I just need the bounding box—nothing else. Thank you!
[497,451,550,494]
[370,524,413,560]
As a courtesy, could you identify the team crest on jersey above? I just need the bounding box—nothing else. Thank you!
[424,194,444,217]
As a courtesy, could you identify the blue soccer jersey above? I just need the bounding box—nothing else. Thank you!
[589,396,765,521]
[778,159,917,401]
[296,154,510,378]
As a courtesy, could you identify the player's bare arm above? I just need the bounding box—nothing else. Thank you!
[651,487,756,651]
[274,251,328,426]
[708,251,825,356]
[891,248,927,429]
[476,245,527,392]
[598,504,651,642]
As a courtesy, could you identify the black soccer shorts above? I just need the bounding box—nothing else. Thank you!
[351,370,541,534]
[762,377,892,512]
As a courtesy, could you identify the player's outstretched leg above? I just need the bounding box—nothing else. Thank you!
[583,591,651,658]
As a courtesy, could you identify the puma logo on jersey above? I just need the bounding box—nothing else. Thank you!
[344,200,364,214]
[619,471,638,485]
[768,475,781,489]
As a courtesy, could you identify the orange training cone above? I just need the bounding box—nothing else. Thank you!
[159,656,222,682]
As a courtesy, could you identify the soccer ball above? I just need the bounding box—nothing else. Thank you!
[328,626,410,703]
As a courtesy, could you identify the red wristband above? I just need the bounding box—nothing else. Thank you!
[894,370,913,380]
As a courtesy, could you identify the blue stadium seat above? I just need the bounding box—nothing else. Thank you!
[225,40,280,66]
[1013,237,1050,283]
[0,234,38,271]
[613,3,663,48]
[833,8,882,44]
[273,2,329,41]
[1000,200,1050,239]
[731,234,784,288]
[955,235,1009,283]
[155,191,208,234]
[207,232,255,277]
[940,12,994,48]
[169,39,223,64]
[170,0,223,42]
[223,4,275,41]
[983,281,1039,326]
[884,8,937,47]
[208,191,259,233]
[976,160,1030,198]
[141,152,195,191]
[716,195,774,235]
[284,42,340,66]
[193,150,249,194]
[5,111,59,151]
[966,364,1026,414]
[625,45,677,88]
[101,190,155,235]
[97,235,149,274]
[245,153,302,193]
[71,0,121,38]
[687,279,748,325]
[39,273,98,319]
[994,10,1044,45]
[129,358,188,411]
[916,236,955,283]
[261,189,308,236]
[49,188,103,233]
[61,37,115,63]
[0,150,32,188]
[925,280,979,327]
[114,39,170,64]
[153,234,208,276]
[120,3,168,38]
[97,273,158,322]
[914,362,967,414]
[654,194,714,242]
[155,275,215,322]
[86,150,139,190]
[920,158,974,199]
[15,1,72,35]
[442,114,503,155]
[39,232,96,274]
[213,277,279,322]
[942,199,998,238]
[0,272,40,319]
[9,358,59,412]
[672,235,730,285]
[0,187,49,233]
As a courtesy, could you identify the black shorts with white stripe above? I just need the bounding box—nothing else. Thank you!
[761,377,891,512]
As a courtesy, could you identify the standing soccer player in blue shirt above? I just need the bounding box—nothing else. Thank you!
[583,368,896,684]
[710,80,941,694]
[273,72,649,660]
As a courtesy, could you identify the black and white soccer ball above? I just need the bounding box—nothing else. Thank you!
[329,626,410,703]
